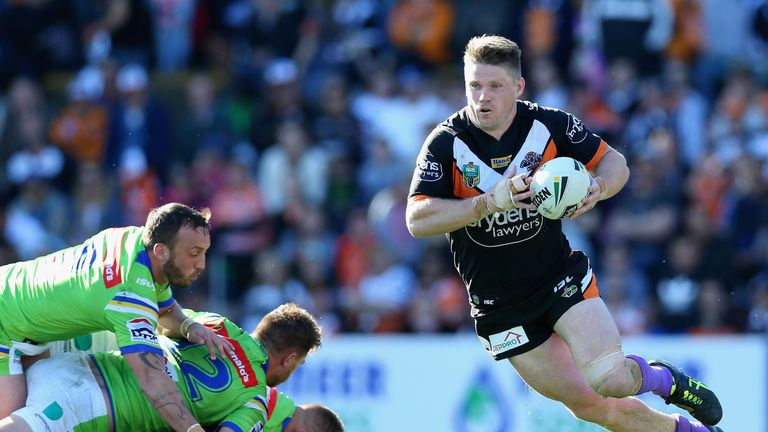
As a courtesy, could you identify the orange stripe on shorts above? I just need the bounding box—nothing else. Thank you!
[584,273,600,299]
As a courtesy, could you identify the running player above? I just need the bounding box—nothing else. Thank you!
[0,203,233,432]
[0,303,331,432]
[406,35,723,432]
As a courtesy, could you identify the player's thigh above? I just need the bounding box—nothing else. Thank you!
[0,374,26,418]
[0,325,27,416]
[553,297,623,368]
[13,354,107,432]
[508,332,604,410]
[0,414,34,432]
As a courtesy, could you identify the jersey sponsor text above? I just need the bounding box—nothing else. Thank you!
[466,208,542,245]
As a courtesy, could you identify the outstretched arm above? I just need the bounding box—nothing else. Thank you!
[124,351,204,432]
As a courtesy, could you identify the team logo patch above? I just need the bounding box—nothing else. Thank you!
[519,151,542,171]
[416,153,443,182]
[43,402,63,420]
[490,155,512,169]
[127,317,158,345]
[462,162,480,188]
[488,326,529,356]
[561,284,579,298]
[566,114,588,143]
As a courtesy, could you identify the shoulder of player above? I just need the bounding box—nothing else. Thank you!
[521,100,569,125]
[521,100,589,143]
[424,111,467,147]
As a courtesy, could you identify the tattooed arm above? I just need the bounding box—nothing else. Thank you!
[124,351,204,432]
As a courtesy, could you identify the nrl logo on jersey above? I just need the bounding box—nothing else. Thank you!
[519,151,542,172]
[462,162,480,188]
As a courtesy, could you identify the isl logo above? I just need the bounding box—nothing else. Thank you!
[462,162,480,188]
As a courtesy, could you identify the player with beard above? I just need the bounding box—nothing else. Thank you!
[406,35,723,432]
[0,305,342,432]
[0,203,233,432]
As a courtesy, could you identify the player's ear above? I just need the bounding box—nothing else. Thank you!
[516,76,525,98]
[153,243,169,261]
[282,351,298,366]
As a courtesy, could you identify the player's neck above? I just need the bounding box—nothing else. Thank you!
[147,250,168,285]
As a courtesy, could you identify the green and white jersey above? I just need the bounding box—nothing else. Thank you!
[264,390,296,432]
[0,226,173,356]
[91,312,271,432]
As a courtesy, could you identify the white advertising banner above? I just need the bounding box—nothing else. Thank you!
[279,335,766,432]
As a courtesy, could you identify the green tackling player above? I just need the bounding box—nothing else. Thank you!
[0,304,340,432]
[0,203,234,432]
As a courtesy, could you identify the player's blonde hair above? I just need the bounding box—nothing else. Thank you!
[463,35,522,77]
[253,303,322,356]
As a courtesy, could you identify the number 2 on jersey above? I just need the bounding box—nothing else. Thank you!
[180,349,233,402]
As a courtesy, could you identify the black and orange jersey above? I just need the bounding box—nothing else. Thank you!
[408,101,608,317]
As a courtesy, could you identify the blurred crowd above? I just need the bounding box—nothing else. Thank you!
[2,0,768,336]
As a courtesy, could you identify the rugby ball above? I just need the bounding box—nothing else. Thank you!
[530,157,591,220]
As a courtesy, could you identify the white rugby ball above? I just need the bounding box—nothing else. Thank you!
[530,157,591,220]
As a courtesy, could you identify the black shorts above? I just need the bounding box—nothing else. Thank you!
[474,251,600,361]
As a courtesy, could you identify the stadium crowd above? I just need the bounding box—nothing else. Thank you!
[2,0,768,337]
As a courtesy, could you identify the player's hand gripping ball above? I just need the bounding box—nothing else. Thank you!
[530,157,591,220]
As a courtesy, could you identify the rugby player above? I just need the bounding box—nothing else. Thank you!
[0,203,233,432]
[0,304,338,432]
[406,35,723,432]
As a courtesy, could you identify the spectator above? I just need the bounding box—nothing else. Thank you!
[387,0,455,67]
[106,63,172,184]
[580,0,674,77]
[257,121,329,215]
[50,66,110,165]
[147,0,198,71]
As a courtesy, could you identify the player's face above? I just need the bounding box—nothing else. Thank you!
[162,226,210,287]
[464,61,524,137]
[270,353,307,386]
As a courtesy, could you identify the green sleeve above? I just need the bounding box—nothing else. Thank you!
[104,284,163,355]
[264,390,296,432]
[215,397,268,432]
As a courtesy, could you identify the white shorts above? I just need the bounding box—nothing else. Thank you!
[13,353,108,432]
[46,331,119,356]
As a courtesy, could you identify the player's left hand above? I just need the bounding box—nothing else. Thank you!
[569,175,606,219]
[186,323,235,360]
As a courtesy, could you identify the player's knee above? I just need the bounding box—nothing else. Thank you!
[588,370,634,398]
[582,352,634,399]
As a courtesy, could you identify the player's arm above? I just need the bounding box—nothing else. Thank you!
[406,167,534,238]
[123,351,204,432]
[590,145,628,201]
[570,144,629,219]
[158,302,234,360]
